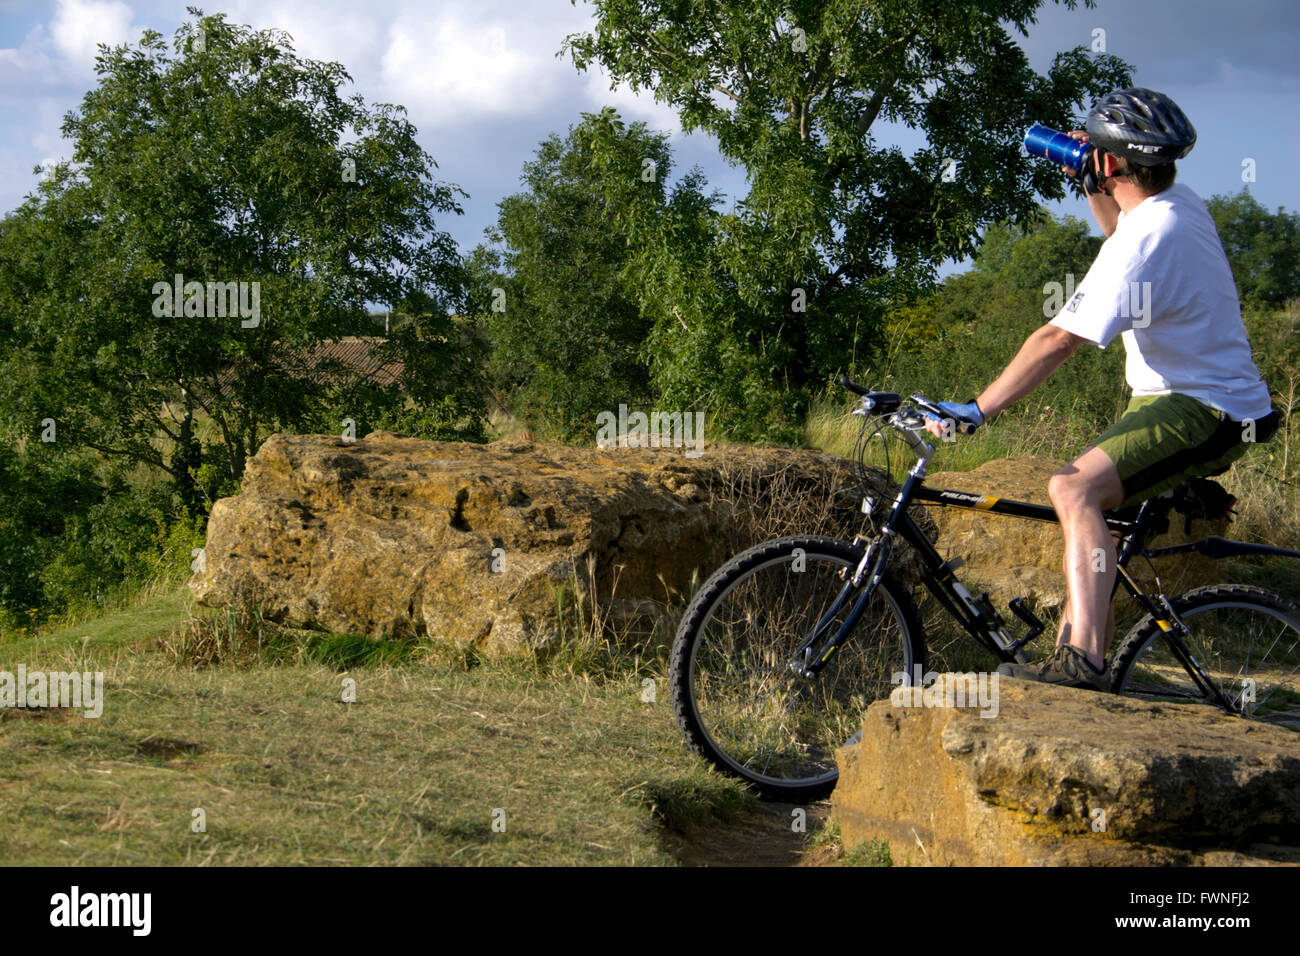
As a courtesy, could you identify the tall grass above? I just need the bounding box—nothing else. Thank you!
[807,389,1120,472]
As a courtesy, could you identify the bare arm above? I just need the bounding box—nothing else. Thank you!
[1087,190,1121,238]
[976,323,1087,418]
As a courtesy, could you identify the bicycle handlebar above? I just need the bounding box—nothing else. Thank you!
[842,378,978,447]
[839,374,870,396]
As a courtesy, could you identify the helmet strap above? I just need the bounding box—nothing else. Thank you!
[1093,148,1133,196]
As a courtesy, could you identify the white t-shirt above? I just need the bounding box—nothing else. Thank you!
[1049,183,1273,422]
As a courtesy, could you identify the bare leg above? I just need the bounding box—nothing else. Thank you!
[1055,540,1119,655]
[1048,446,1125,670]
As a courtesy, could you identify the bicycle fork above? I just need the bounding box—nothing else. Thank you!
[1113,560,1240,711]
[788,534,894,679]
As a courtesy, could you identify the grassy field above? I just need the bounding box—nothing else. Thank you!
[9,372,1300,866]
[0,589,863,866]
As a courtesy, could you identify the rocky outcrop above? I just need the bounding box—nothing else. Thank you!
[832,676,1300,866]
[189,432,912,654]
[927,457,1226,613]
[191,438,1230,656]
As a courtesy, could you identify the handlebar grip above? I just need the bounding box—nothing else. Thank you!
[911,393,979,435]
[840,375,869,396]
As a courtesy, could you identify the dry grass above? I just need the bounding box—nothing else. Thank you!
[0,589,764,866]
[159,604,421,670]
[486,404,534,442]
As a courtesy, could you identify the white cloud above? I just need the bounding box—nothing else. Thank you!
[582,64,682,137]
[226,0,385,69]
[379,14,552,127]
[49,0,136,67]
[30,95,70,153]
[0,33,57,98]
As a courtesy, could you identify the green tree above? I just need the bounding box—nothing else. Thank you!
[884,208,1120,429]
[0,447,99,627]
[927,212,1101,328]
[473,109,676,440]
[565,0,1132,439]
[0,10,483,516]
[1206,189,1300,311]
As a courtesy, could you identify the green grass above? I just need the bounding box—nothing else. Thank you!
[0,589,759,866]
[841,837,893,867]
[804,391,1108,475]
[0,587,191,658]
[625,776,758,832]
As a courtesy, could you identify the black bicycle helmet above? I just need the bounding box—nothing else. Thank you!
[1085,87,1197,166]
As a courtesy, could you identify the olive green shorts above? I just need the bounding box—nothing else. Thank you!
[1091,393,1270,509]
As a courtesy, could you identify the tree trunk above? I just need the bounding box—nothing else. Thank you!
[174,394,205,517]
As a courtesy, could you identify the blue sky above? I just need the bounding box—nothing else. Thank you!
[2,0,1297,277]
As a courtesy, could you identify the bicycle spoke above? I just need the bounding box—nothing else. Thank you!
[1115,589,1300,728]
[673,537,920,796]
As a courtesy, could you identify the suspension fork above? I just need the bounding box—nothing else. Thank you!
[786,535,893,679]
[1151,601,1236,709]
[788,461,927,679]
[1110,505,1234,708]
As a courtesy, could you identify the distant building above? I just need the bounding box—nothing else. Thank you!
[218,336,404,396]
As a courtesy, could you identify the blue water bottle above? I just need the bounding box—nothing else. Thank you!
[1023,123,1091,172]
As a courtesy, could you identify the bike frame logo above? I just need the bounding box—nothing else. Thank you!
[890,666,999,718]
[596,404,706,458]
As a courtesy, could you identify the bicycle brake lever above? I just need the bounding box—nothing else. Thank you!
[893,406,927,428]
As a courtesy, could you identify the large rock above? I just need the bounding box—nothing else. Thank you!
[926,456,1225,613]
[832,676,1300,865]
[190,432,919,654]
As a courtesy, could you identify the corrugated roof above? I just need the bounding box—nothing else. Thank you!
[217,337,405,395]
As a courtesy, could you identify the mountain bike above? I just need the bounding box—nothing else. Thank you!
[669,377,1300,800]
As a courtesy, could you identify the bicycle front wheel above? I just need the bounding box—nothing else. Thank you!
[1110,584,1300,728]
[669,535,925,801]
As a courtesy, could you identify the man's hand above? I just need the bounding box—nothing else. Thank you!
[1062,130,1104,196]
[1062,130,1089,175]
[922,400,985,440]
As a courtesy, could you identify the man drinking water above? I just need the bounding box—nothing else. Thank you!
[923,87,1278,690]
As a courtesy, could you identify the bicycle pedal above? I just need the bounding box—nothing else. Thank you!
[1006,598,1045,652]
[1008,597,1045,631]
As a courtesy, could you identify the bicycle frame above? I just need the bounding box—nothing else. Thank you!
[790,402,1300,714]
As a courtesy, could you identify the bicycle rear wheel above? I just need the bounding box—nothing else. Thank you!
[1110,584,1300,729]
[669,535,926,800]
